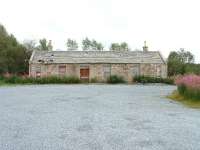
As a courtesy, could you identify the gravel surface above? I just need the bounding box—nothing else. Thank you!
[0,84,200,150]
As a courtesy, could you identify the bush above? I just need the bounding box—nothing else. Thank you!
[107,75,126,84]
[175,75,200,100]
[133,75,174,84]
[0,76,81,85]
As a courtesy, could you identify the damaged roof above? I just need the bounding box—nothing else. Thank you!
[29,50,166,64]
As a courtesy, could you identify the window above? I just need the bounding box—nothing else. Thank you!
[59,65,66,75]
[156,66,161,77]
[36,66,41,78]
[103,64,111,79]
[132,66,139,77]
[36,72,41,78]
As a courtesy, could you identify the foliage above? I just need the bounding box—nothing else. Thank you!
[133,75,174,84]
[82,37,90,50]
[167,91,200,108]
[167,48,194,76]
[110,43,120,51]
[82,37,103,50]
[184,63,200,75]
[107,75,126,84]
[175,75,200,100]
[37,38,53,50]
[0,76,81,84]
[91,40,104,50]
[66,38,78,50]
[120,42,129,51]
[110,42,130,51]
[0,24,30,75]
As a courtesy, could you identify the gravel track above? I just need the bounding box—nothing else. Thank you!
[0,84,200,150]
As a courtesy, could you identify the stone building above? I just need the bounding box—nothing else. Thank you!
[29,48,167,82]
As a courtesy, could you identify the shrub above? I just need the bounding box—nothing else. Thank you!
[133,75,174,84]
[175,75,200,100]
[107,75,125,84]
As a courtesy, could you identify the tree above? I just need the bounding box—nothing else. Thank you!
[66,38,78,50]
[37,38,48,50]
[96,42,104,50]
[110,42,130,51]
[0,24,8,37]
[37,38,53,51]
[82,37,104,50]
[167,51,184,76]
[110,43,121,51]
[167,48,195,76]
[91,40,104,50]
[120,42,129,51]
[0,24,30,74]
[82,37,91,50]
[178,48,194,63]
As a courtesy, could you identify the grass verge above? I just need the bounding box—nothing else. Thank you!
[167,90,200,109]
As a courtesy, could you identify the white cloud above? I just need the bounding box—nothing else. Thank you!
[0,0,200,62]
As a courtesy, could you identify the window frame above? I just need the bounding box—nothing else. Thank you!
[58,65,66,76]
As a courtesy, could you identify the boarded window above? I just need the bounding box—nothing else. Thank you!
[36,66,41,78]
[36,72,41,78]
[156,66,161,77]
[59,65,66,75]
[103,64,111,79]
[132,66,139,77]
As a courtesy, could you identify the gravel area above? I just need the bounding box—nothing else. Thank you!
[0,84,200,150]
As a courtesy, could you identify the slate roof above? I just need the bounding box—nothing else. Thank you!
[29,50,166,64]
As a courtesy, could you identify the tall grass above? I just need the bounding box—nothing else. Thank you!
[107,75,126,84]
[175,75,200,100]
[0,76,81,85]
[133,75,174,84]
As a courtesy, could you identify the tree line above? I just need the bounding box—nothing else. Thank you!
[24,37,130,51]
[0,23,200,76]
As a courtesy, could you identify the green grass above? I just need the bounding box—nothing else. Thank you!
[0,80,5,86]
[167,90,200,109]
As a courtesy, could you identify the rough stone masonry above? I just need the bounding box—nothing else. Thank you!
[29,47,167,82]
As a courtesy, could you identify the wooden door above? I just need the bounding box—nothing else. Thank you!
[80,68,89,79]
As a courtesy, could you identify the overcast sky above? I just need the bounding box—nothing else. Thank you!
[0,0,200,62]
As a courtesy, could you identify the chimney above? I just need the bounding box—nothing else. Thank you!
[47,40,53,51]
[143,41,148,52]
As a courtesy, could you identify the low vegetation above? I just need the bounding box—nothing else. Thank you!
[107,75,126,84]
[175,75,200,100]
[133,75,174,84]
[90,77,99,83]
[168,75,200,108]
[168,91,200,108]
[0,76,81,85]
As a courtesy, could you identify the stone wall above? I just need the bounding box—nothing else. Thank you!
[140,63,167,78]
[29,63,167,82]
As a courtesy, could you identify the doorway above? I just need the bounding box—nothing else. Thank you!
[80,68,89,81]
